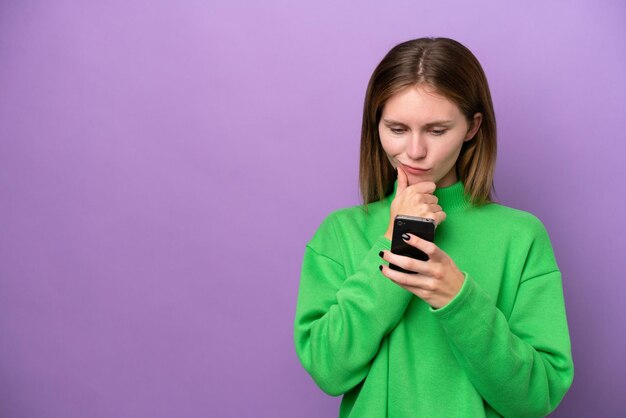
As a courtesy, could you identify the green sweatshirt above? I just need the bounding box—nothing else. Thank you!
[293,179,574,417]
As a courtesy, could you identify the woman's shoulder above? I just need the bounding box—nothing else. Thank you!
[307,201,383,248]
[483,202,560,276]
[475,201,552,240]
[310,204,369,236]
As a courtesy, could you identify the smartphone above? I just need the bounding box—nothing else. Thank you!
[389,215,436,274]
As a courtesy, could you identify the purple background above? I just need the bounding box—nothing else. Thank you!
[1,0,624,416]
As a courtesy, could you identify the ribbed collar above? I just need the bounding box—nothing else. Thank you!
[386,179,473,213]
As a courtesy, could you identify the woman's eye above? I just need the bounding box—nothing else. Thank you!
[431,129,447,136]
[390,127,405,134]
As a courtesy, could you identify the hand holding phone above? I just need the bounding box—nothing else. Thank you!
[389,215,435,274]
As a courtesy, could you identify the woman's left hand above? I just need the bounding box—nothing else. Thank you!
[379,233,465,309]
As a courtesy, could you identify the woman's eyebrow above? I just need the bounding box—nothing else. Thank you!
[382,118,409,125]
[382,118,454,126]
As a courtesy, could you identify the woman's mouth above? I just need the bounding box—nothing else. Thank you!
[400,163,431,175]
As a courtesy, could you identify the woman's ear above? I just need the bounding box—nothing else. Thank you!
[464,112,483,141]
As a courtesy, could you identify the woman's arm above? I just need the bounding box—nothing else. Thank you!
[432,270,573,417]
[379,214,574,416]
[430,223,574,417]
[293,214,412,396]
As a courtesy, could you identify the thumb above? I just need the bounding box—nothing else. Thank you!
[396,164,408,195]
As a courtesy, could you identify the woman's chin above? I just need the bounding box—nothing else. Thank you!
[407,174,432,184]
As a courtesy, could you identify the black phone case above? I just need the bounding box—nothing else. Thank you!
[389,215,435,274]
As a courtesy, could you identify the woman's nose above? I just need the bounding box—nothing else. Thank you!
[406,133,426,159]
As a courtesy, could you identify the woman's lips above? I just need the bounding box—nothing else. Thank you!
[400,163,430,175]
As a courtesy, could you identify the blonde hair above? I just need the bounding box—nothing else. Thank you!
[359,37,498,212]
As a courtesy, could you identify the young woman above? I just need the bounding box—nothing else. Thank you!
[294,37,574,417]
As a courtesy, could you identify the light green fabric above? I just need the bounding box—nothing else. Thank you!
[294,180,574,417]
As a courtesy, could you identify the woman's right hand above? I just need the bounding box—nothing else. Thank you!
[384,166,446,241]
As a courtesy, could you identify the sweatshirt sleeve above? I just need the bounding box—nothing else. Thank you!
[430,218,574,417]
[293,213,413,396]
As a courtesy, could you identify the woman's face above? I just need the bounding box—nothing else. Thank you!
[378,83,482,188]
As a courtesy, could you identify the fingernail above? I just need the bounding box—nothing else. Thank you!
[402,233,410,240]
[379,251,384,258]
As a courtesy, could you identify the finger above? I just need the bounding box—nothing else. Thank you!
[412,194,439,205]
[393,282,435,301]
[436,211,447,225]
[402,233,442,260]
[380,250,431,275]
[381,264,436,290]
[409,181,436,195]
[409,203,445,226]
[422,204,442,213]
[396,165,408,195]
[427,194,439,204]
[429,205,446,226]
